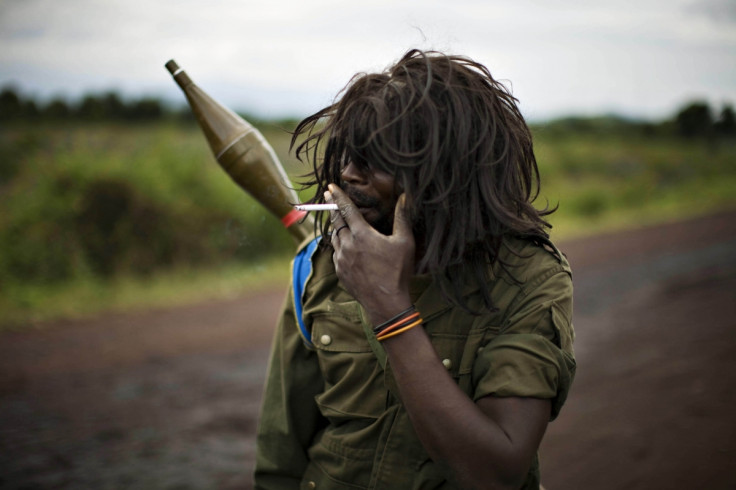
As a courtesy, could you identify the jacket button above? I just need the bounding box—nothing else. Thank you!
[442,358,452,370]
[306,481,316,489]
[320,334,332,346]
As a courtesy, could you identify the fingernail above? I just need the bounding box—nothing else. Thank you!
[324,191,332,201]
[327,184,335,192]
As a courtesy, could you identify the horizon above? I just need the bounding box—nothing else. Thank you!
[3,81,727,125]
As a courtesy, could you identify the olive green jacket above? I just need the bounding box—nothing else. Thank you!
[255,237,575,489]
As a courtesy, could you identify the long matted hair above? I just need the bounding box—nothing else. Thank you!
[291,49,556,311]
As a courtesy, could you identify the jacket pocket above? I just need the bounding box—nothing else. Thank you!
[309,299,385,421]
[428,326,487,396]
[310,299,373,354]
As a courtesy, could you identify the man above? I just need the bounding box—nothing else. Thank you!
[255,49,575,489]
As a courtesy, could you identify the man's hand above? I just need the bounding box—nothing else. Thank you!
[327,182,551,489]
[326,183,415,326]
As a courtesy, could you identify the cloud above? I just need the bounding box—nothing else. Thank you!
[1,0,735,119]
[686,0,736,23]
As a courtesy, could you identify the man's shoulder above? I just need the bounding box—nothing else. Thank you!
[496,236,572,292]
[293,237,338,295]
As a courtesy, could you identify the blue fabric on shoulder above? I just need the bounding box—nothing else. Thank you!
[292,236,320,348]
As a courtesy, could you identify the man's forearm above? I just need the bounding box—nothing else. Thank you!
[381,326,546,490]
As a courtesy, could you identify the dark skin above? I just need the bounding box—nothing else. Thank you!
[326,162,551,490]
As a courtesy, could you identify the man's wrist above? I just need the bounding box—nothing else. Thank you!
[364,295,413,326]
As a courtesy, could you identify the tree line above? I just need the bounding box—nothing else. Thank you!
[0,86,178,122]
[0,85,734,139]
[673,102,735,139]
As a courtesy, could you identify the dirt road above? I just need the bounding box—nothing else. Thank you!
[1,211,735,489]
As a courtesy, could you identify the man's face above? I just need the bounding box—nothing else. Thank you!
[339,161,400,235]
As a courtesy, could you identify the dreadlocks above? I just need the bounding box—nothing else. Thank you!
[291,49,556,311]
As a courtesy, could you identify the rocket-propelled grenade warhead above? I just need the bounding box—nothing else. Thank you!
[165,60,314,243]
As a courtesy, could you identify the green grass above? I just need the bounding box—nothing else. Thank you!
[1,121,735,329]
[534,132,736,239]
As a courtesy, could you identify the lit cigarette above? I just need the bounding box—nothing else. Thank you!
[294,203,339,211]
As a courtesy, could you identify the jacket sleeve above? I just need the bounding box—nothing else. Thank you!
[472,266,576,420]
[254,284,326,489]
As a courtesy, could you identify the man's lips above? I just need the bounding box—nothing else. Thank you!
[344,187,379,209]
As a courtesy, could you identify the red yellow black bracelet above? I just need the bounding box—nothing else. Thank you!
[373,305,423,341]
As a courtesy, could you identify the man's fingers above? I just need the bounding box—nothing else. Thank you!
[392,194,412,239]
[324,189,346,231]
[327,184,366,231]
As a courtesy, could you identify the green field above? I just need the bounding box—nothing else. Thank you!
[1,121,735,328]
[532,129,736,238]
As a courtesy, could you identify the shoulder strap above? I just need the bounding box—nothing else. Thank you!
[292,236,321,349]
[358,309,388,369]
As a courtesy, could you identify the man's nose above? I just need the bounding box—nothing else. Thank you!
[341,161,367,185]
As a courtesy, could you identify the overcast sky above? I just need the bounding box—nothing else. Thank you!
[1,0,735,121]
